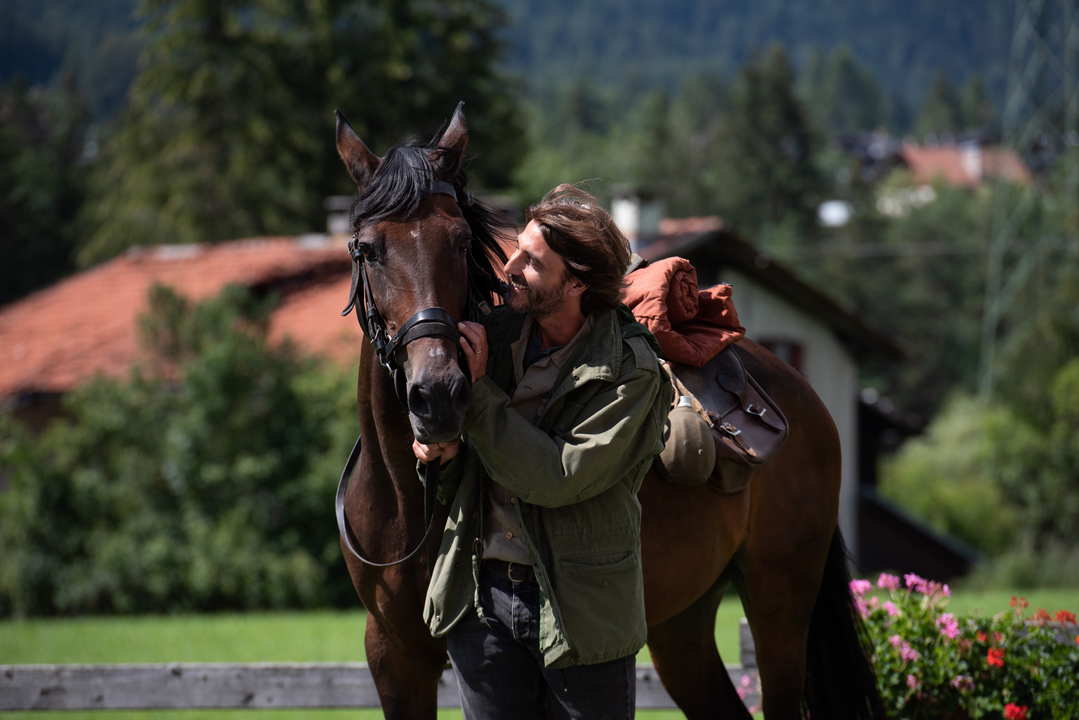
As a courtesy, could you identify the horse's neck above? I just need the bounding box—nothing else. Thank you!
[356,343,418,501]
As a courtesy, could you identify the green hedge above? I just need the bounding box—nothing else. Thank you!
[1,285,360,616]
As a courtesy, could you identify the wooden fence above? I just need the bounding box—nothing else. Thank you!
[1,621,760,711]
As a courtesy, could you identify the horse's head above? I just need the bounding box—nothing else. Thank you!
[336,104,505,444]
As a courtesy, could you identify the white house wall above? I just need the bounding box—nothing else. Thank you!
[719,269,861,561]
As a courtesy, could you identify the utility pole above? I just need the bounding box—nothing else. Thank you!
[978,0,1079,399]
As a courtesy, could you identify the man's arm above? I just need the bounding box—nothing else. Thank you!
[464,367,665,508]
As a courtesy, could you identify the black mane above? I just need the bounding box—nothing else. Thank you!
[350,142,509,305]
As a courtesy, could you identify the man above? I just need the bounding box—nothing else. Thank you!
[414,184,670,719]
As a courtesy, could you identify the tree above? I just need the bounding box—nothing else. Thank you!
[880,395,1020,555]
[959,74,998,139]
[81,0,522,265]
[914,71,963,140]
[711,45,827,247]
[0,285,357,615]
[0,77,87,304]
[80,0,314,262]
[808,46,887,136]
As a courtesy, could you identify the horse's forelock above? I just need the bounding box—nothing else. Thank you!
[350,144,432,228]
[349,141,509,301]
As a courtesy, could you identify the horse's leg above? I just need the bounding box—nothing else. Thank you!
[738,472,835,720]
[342,538,446,720]
[364,610,446,719]
[739,555,824,719]
[647,577,751,720]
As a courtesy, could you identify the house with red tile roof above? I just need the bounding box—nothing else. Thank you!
[899,143,1032,187]
[0,235,357,426]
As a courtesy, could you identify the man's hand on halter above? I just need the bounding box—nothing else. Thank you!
[412,440,460,466]
[458,321,488,383]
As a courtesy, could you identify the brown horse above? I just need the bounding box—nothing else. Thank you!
[334,104,884,719]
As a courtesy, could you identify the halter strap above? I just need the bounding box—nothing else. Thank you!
[429,179,458,201]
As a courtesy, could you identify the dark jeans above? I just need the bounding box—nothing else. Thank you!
[447,561,636,720]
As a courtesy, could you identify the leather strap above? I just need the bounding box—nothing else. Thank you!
[336,432,443,567]
[382,307,460,363]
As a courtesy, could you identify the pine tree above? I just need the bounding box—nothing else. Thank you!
[711,45,826,245]
[959,74,997,139]
[915,71,964,141]
[817,46,886,135]
[0,77,87,303]
[81,0,522,265]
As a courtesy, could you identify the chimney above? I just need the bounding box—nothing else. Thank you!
[611,188,664,252]
[960,143,982,184]
[324,196,353,236]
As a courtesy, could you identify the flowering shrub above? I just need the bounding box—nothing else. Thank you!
[854,574,1079,718]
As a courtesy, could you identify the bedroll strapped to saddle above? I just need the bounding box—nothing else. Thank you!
[624,257,789,491]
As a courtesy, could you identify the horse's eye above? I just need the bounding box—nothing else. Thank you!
[353,242,379,263]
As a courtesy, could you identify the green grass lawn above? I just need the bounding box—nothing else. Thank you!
[2,589,1076,720]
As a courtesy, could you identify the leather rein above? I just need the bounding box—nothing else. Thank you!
[335,179,463,568]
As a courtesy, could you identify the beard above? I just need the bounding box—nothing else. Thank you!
[507,274,567,317]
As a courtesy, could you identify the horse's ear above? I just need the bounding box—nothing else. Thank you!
[336,110,381,189]
[431,101,468,178]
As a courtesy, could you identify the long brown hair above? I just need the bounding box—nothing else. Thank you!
[526,184,631,313]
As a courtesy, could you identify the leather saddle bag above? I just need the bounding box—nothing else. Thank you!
[668,346,789,480]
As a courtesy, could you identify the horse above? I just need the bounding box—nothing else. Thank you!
[334,103,884,719]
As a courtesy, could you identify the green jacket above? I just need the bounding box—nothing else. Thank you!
[423,305,670,668]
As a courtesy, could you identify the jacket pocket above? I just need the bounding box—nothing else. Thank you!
[553,550,646,663]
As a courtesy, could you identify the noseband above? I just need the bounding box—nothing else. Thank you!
[336,179,466,568]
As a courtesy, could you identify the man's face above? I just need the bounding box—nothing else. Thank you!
[503,220,572,317]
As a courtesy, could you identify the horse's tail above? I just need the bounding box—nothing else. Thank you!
[804,530,887,719]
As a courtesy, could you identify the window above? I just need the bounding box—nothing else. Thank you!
[758,339,804,374]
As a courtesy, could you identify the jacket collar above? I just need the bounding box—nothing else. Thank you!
[555,307,622,389]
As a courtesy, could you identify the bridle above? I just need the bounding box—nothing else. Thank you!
[335,179,467,568]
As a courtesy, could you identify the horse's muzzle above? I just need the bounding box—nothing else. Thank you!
[407,370,471,444]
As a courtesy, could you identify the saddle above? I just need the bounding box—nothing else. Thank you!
[622,254,789,492]
[661,346,789,493]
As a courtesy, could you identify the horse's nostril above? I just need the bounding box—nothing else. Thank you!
[408,384,433,420]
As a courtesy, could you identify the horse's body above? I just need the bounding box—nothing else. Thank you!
[336,105,881,719]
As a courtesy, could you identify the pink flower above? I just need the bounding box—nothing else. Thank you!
[941,583,951,597]
[936,612,959,639]
[950,674,974,692]
[889,634,921,663]
[740,674,752,688]
[923,581,945,598]
[854,597,869,618]
[906,674,919,690]
[849,579,872,596]
[877,572,900,590]
[904,573,927,593]
[883,601,901,617]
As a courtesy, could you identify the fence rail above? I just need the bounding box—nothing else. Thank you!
[0,621,760,711]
